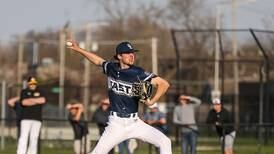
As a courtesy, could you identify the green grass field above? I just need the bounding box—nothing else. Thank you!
[1,137,274,154]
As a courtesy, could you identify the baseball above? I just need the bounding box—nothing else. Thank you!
[66,41,73,47]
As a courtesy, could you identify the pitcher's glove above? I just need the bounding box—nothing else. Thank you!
[132,81,153,102]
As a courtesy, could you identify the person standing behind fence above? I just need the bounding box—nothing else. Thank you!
[143,103,167,154]
[17,76,46,154]
[143,103,167,134]
[173,95,201,154]
[67,101,90,154]
[206,98,236,154]
[7,96,22,139]
[92,98,114,154]
[92,98,111,136]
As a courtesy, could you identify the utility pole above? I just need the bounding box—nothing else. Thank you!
[59,30,66,119]
[1,81,6,150]
[214,0,256,127]
[83,23,92,120]
[17,35,24,95]
[32,41,39,67]
[212,6,221,100]
[231,0,257,131]
[232,0,240,129]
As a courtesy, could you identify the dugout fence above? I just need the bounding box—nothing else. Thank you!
[0,118,273,154]
[1,77,274,154]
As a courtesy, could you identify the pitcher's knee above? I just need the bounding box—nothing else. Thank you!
[157,137,172,154]
[160,136,171,147]
[166,137,172,147]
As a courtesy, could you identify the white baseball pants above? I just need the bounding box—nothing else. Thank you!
[17,120,42,154]
[89,115,172,154]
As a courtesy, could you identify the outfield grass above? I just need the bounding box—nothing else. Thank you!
[1,137,274,154]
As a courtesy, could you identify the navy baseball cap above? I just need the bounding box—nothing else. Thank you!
[115,41,139,55]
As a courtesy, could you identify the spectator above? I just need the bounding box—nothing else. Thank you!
[17,76,46,154]
[92,98,114,154]
[7,96,22,139]
[67,101,90,154]
[143,103,167,154]
[173,94,201,154]
[92,98,111,135]
[206,98,236,154]
[143,103,167,134]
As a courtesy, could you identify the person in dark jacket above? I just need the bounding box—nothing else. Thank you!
[67,102,90,154]
[92,98,111,135]
[92,98,114,154]
[206,98,236,154]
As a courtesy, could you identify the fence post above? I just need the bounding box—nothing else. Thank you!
[1,80,7,150]
[258,62,265,153]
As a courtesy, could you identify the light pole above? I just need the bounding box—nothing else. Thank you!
[212,4,223,100]
[231,0,256,128]
[231,0,240,129]
[17,35,25,95]
[59,30,66,119]
[214,0,256,126]
[83,23,92,120]
[1,81,6,150]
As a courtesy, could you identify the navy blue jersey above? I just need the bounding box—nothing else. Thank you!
[102,61,156,114]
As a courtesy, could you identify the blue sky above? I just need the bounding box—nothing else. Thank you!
[1,0,273,43]
[209,0,274,29]
[1,0,103,42]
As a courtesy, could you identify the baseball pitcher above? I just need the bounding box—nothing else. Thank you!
[66,39,172,154]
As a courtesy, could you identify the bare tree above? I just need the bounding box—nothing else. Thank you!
[91,0,173,72]
[166,0,214,29]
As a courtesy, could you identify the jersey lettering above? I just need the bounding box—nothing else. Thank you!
[108,77,132,96]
